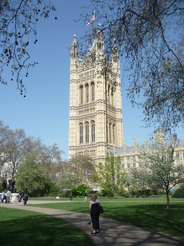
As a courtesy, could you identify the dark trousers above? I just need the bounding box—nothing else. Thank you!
[91,214,99,230]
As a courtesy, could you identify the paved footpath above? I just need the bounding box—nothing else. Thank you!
[0,201,184,246]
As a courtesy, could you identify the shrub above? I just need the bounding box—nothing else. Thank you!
[101,188,113,197]
[71,184,91,197]
[172,188,184,198]
[118,188,129,197]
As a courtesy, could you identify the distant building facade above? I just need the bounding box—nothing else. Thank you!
[109,132,184,170]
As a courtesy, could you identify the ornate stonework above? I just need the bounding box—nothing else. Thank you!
[69,25,124,164]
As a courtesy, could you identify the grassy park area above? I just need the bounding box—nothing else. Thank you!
[30,197,184,237]
[0,207,94,246]
[0,197,183,246]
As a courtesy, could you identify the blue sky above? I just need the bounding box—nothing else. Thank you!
[1,0,183,161]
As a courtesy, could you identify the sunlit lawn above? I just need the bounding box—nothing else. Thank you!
[0,207,94,246]
[30,197,184,237]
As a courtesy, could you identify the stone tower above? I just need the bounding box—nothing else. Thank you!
[69,24,123,164]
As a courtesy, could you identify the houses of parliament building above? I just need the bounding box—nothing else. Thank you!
[68,24,184,168]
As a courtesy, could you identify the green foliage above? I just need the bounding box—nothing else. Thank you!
[100,188,114,197]
[130,189,158,197]
[118,188,129,198]
[172,188,184,198]
[71,184,92,197]
[93,153,127,198]
[15,155,53,196]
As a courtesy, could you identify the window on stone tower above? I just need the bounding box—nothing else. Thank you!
[109,123,112,143]
[79,123,83,144]
[91,82,95,101]
[80,85,83,104]
[85,122,89,143]
[91,121,95,142]
[86,84,89,103]
[113,124,115,144]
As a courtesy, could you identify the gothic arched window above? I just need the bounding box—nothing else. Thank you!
[91,121,95,142]
[85,122,89,143]
[109,123,112,143]
[79,123,83,144]
[80,85,83,105]
[113,124,115,144]
[91,82,95,101]
[85,84,89,103]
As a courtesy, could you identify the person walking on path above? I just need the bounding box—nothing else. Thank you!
[89,194,100,234]
[6,189,11,204]
[23,192,29,205]
[84,191,87,201]
[68,192,72,202]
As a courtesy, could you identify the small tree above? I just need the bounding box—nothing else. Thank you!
[131,134,184,209]
[93,153,126,198]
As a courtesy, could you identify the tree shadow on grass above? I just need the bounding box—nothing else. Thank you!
[0,212,94,246]
[101,203,184,237]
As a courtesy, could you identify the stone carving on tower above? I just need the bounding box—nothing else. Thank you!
[68,24,124,164]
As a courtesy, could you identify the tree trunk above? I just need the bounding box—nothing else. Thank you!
[166,190,170,209]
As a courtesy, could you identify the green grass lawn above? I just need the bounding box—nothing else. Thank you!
[0,207,94,246]
[30,197,184,237]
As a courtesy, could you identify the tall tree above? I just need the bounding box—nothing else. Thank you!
[15,155,53,195]
[80,0,184,131]
[0,0,56,95]
[0,126,27,179]
[68,155,95,185]
[0,121,64,181]
[131,133,184,209]
[57,155,95,190]
[93,153,126,198]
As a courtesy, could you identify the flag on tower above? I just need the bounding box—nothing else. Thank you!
[86,14,95,26]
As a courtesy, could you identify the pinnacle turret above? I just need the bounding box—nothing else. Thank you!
[70,34,78,59]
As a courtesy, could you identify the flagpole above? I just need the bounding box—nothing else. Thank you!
[93,11,96,30]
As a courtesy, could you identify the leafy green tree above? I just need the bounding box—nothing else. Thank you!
[81,0,184,131]
[0,121,64,182]
[15,155,53,196]
[93,153,126,198]
[130,133,184,209]
[0,0,56,95]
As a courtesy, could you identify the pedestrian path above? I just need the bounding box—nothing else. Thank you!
[0,201,184,246]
